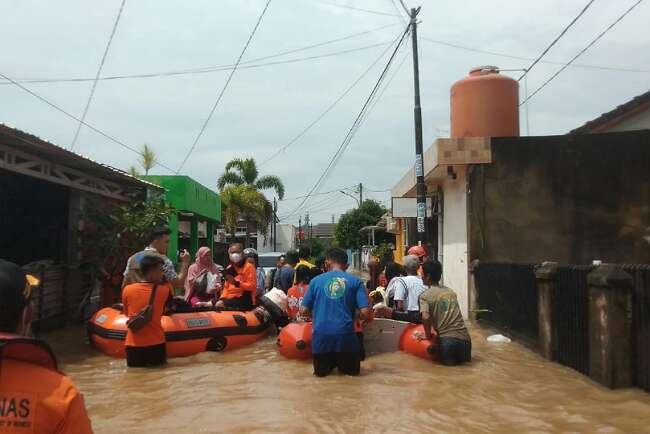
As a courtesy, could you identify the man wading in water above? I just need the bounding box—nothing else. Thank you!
[300,248,370,377]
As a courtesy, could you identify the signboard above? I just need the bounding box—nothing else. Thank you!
[391,197,433,218]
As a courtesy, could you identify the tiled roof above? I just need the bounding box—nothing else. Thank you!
[570,89,650,134]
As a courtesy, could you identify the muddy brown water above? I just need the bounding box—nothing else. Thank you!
[45,325,650,434]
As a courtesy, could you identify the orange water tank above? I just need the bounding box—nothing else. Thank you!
[450,66,519,139]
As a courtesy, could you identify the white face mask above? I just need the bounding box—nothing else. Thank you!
[229,253,243,264]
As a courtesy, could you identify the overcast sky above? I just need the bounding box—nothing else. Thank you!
[2,0,649,224]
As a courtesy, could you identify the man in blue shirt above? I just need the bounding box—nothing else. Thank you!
[300,248,370,377]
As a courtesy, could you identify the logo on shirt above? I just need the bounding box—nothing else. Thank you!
[325,277,347,299]
[0,393,34,430]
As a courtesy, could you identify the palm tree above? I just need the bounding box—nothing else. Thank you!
[139,143,156,175]
[127,166,141,177]
[217,158,284,246]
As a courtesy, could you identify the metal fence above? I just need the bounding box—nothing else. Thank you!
[475,262,538,340]
[621,264,650,392]
[555,265,593,376]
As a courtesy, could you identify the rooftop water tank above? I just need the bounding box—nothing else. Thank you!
[450,66,519,139]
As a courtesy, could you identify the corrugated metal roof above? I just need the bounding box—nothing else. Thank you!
[570,89,650,134]
[0,122,163,190]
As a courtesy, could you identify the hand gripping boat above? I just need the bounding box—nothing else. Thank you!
[88,307,270,358]
[276,319,438,362]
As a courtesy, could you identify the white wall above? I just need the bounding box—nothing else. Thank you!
[607,109,650,132]
[258,224,296,253]
[440,167,469,318]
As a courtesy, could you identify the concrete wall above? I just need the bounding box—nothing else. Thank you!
[441,167,470,318]
[607,109,650,133]
[468,131,650,264]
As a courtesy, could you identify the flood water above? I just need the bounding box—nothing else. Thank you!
[46,325,650,434]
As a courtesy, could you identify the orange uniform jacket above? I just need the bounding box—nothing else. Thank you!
[220,262,257,303]
[0,358,93,433]
[122,282,173,347]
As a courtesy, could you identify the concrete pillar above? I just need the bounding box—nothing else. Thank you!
[189,219,199,259]
[168,213,179,265]
[535,262,559,361]
[468,260,479,322]
[587,264,634,389]
[206,221,214,252]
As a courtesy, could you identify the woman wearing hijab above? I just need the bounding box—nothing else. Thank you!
[184,247,222,307]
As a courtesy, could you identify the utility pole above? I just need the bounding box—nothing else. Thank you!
[359,182,363,205]
[298,216,302,246]
[273,197,277,251]
[408,6,427,246]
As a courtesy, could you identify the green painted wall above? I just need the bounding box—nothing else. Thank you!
[142,175,220,222]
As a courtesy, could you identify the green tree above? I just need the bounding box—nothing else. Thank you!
[217,158,284,244]
[305,238,325,259]
[139,143,156,175]
[127,166,141,177]
[334,200,388,250]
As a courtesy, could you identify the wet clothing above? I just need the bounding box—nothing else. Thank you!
[313,351,360,377]
[287,283,308,319]
[125,343,167,367]
[273,265,295,293]
[418,285,470,341]
[221,262,257,304]
[302,270,368,354]
[123,247,177,285]
[393,275,425,312]
[438,337,472,366]
[0,339,93,434]
[122,282,173,348]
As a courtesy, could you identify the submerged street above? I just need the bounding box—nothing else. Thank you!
[47,325,650,434]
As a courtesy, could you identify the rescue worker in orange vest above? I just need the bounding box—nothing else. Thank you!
[0,260,93,434]
[215,243,257,311]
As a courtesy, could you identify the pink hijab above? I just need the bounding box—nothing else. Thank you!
[184,247,221,299]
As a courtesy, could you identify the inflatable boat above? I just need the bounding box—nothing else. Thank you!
[88,307,270,358]
[277,319,438,362]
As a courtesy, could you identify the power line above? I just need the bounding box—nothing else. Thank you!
[260,35,404,167]
[420,36,650,74]
[281,184,357,201]
[285,23,411,220]
[176,0,272,173]
[521,0,645,106]
[70,0,126,151]
[2,24,399,85]
[310,0,401,17]
[0,71,176,173]
[279,186,357,220]
[518,0,597,81]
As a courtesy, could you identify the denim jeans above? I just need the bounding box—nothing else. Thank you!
[438,337,471,366]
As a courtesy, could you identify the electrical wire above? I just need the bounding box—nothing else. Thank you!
[420,36,650,74]
[70,0,126,151]
[310,0,401,17]
[0,70,176,172]
[518,0,597,81]
[521,0,645,106]
[259,35,403,167]
[284,23,411,220]
[2,24,399,85]
[281,184,357,201]
[279,186,357,219]
[176,0,272,173]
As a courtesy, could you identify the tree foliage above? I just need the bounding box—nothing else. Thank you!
[217,158,284,241]
[139,143,157,175]
[334,200,389,250]
[78,198,175,283]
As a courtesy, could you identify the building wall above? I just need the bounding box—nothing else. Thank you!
[258,224,296,253]
[441,167,469,318]
[468,131,650,265]
[607,109,650,132]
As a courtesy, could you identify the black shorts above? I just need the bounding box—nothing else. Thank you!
[126,343,167,367]
[313,352,360,377]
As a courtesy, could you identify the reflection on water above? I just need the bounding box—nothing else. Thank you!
[45,325,650,434]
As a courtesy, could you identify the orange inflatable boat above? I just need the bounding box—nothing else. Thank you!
[276,322,312,359]
[277,319,438,362]
[88,307,270,358]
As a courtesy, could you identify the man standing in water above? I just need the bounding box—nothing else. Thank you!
[122,226,191,292]
[418,261,471,366]
[0,260,93,433]
[300,248,370,377]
